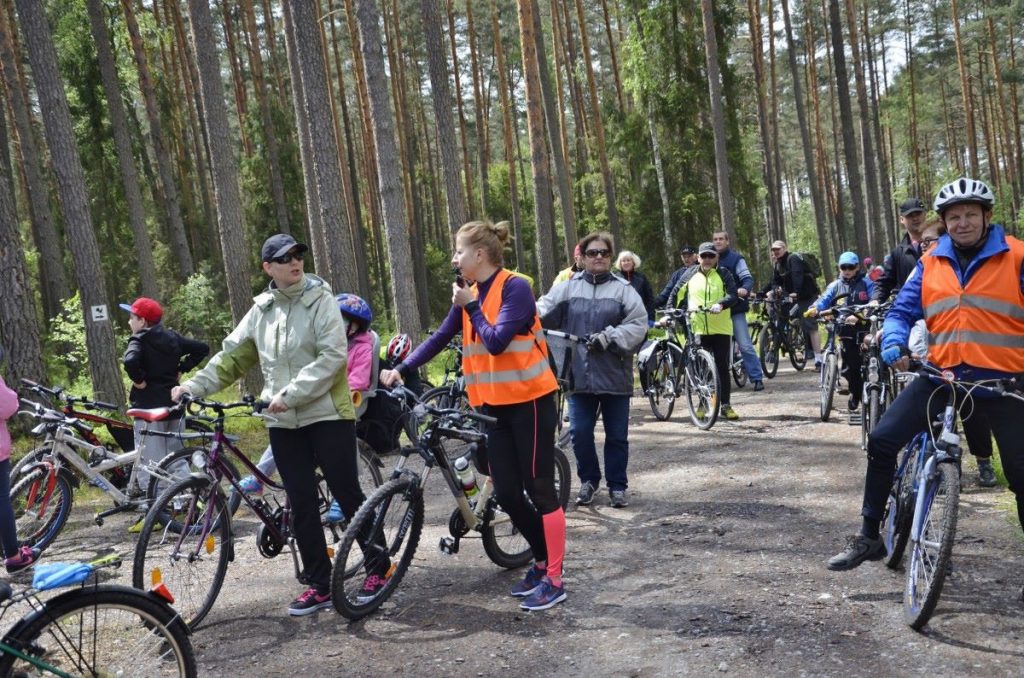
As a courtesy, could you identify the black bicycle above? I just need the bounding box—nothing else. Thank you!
[758,290,808,377]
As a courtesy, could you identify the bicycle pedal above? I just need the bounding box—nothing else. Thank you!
[439,536,460,555]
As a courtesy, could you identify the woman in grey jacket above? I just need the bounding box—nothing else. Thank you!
[174,234,376,616]
[537,232,648,508]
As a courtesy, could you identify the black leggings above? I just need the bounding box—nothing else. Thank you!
[482,391,559,563]
[699,333,732,406]
[269,419,366,592]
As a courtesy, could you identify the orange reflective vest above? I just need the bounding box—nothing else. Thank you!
[461,269,558,407]
[921,238,1024,370]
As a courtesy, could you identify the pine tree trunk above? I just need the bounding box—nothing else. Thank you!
[121,0,194,278]
[0,98,45,383]
[950,0,978,177]
[281,0,320,244]
[186,0,252,325]
[746,0,781,242]
[86,0,158,299]
[700,0,736,241]
[13,0,123,403]
[599,0,625,112]
[862,1,895,249]
[354,0,422,335]
[492,0,525,271]
[0,2,67,318]
[219,3,252,157]
[766,0,785,239]
[466,0,489,216]
[445,0,476,216]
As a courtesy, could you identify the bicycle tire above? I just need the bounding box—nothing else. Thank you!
[10,467,74,552]
[331,475,424,621]
[788,322,807,370]
[148,446,244,515]
[731,359,748,389]
[552,444,571,510]
[685,348,719,430]
[132,475,232,630]
[647,348,676,421]
[882,435,925,569]
[819,352,838,422]
[0,585,196,677]
[759,325,778,378]
[9,444,54,482]
[904,460,960,630]
[862,388,881,451]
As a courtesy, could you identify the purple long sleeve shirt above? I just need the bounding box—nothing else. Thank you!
[399,270,537,376]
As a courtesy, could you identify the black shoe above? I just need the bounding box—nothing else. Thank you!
[753,381,764,392]
[827,534,885,571]
[609,489,628,508]
[977,460,997,488]
[576,480,597,506]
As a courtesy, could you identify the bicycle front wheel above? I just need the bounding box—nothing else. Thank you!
[647,349,676,421]
[883,436,924,569]
[788,322,807,370]
[684,348,719,431]
[10,466,74,552]
[904,461,960,630]
[819,352,838,421]
[132,475,232,630]
[148,446,244,515]
[331,476,424,620]
[759,325,778,378]
[0,585,196,677]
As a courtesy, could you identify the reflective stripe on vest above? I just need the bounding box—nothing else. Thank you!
[462,269,558,407]
[920,238,1024,370]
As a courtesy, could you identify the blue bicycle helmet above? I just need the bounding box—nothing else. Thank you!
[336,293,373,327]
[837,251,859,268]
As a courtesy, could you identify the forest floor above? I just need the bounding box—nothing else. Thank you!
[23,364,1024,677]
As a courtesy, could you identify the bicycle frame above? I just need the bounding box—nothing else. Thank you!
[908,395,961,545]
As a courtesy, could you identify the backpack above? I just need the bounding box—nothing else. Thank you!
[791,252,821,279]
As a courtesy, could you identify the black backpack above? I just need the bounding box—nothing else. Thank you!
[791,252,821,279]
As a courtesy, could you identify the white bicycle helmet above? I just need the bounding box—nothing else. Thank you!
[933,177,995,213]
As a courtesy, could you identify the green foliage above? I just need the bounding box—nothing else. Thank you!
[44,293,90,385]
[166,268,235,348]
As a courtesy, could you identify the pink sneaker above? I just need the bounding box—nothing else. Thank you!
[5,545,40,574]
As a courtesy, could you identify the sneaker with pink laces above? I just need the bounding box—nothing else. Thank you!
[5,545,40,574]
[356,573,390,604]
[287,587,332,616]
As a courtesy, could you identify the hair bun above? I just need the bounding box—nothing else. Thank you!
[491,221,510,246]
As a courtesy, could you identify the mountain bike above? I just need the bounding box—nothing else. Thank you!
[879,364,1024,629]
[330,386,572,620]
[857,301,895,450]
[729,298,766,388]
[0,554,196,677]
[10,398,224,553]
[646,308,719,430]
[758,291,808,378]
[813,311,844,422]
[131,395,384,629]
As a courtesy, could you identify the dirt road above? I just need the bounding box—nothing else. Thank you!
[30,366,1024,676]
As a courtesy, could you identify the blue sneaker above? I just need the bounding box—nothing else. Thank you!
[238,475,264,496]
[510,565,545,597]
[519,579,567,611]
[325,500,344,524]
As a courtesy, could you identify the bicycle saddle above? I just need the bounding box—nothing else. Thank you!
[127,407,171,422]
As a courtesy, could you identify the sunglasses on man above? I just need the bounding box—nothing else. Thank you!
[271,251,304,265]
[699,253,718,260]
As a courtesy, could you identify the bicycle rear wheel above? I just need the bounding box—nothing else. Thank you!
[684,348,719,430]
[332,475,424,620]
[647,349,676,421]
[861,388,881,450]
[882,436,925,569]
[731,359,748,388]
[904,460,960,630]
[759,325,778,378]
[132,475,232,630]
[10,466,73,552]
[0,585,196,677]
[819,352,838,421]
[787,323,808,370]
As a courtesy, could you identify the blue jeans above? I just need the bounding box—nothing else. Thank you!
[568,393,630,491]
[732,313,763,382]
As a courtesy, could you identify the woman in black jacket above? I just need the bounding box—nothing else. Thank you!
[615,251,655,324]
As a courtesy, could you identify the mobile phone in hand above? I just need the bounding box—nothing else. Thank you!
[453,267,466,288]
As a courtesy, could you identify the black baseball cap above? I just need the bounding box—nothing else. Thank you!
[899,198,925,216]
[261,233,308,262]
[679,244,696,255]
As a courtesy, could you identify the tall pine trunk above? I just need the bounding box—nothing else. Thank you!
[492,1,525,271]
[700,0,736,241]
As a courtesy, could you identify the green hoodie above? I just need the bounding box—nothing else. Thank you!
[183,274,355,427]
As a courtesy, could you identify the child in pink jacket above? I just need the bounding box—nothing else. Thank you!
[1,361,40,573]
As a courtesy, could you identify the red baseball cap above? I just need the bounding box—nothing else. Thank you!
[119,297,163,324]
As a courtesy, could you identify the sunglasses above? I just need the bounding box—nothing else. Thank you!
[271,251,304,265]
[699,252,717,259]
[585,248,611,258]
[839,264,857,271]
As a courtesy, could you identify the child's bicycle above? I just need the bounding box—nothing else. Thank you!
[0,554,196,676]
[131,394,384,629]
[329,385,571,620]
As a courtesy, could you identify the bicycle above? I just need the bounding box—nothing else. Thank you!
[10,397,224,553]
[0,553,196,676]
[879,364,1024,629]
[645,308,720,429]
[857,301,895,450]
[542,328,594,451]
[329,385,572,620]
[813,310,845,422]
[131,394,384,629]
[758,290,808,378]
[729,297,767,388]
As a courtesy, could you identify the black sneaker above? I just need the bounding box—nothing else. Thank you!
[978,460,997,487]
[576,481,597,506]
[287,587,331,616]
[827,535,885,571]
[753,381,764,392]
[609,489,628,508]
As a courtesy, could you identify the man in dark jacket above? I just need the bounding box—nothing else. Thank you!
[537,232,648,509]
[654,244,697,309]
[871,197,927,303]
[763,240,822,366]
[713,231,764,390]
[121,297,208,504]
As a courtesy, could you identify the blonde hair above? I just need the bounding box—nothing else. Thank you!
[456,220,510,266]
[616,250,641,269]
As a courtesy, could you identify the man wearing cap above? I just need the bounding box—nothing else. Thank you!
[713,231,765,391]
[871,197,927,303]
[763,240,822,365]
[120,297,208,510]
[654,244,698,309]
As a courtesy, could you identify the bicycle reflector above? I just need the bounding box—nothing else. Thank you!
[191,449,207,469]
[205,535,216,554]
[149,582,175,605]
[150,568,162,586]
[326,546,335,559]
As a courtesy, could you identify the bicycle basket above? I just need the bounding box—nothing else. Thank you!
[543,330,576,389]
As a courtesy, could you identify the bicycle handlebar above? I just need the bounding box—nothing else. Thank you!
[382,384,497,427]
[20,378,121,412]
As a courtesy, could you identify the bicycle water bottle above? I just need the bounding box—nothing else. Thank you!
[453,454,478,498]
